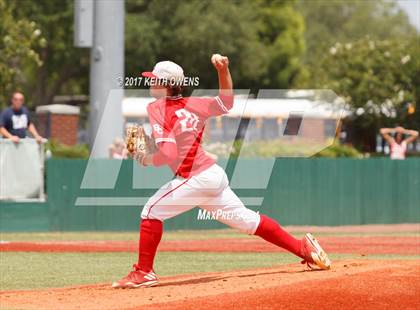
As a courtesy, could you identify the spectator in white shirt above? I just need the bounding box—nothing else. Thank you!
[380,126,419,160]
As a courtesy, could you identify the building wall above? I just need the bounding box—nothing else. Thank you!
[202,117,334,142]
[300,118,325,140]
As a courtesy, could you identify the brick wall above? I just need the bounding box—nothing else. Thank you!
[49,114,79,145]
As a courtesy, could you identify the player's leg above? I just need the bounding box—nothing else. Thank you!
[136,177,197,275]
[197,165,302,256]
[133,166,232,275]
[201,186,301,256]
[255,212,331,269]
[113,175,219,288]
[201,185,331,269]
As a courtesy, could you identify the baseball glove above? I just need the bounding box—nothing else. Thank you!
[125,124,155,164]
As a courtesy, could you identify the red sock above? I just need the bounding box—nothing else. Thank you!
[255,214,303,258]
[137,219,163,272]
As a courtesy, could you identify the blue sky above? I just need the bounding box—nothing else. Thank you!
[396,0,420,30]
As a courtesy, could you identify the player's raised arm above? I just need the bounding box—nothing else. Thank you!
[380,127,395,144]
[211,54,233,97]
[202,54,234,116]
[402,128,419,144]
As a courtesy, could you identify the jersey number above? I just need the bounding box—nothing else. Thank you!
[175,109,199,132]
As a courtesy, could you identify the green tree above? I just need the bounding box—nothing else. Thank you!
[296,0,418,151]
[0,0,44,108]
[126,0,305,92]
[296,0,416,87]
[316,36,419,151]
[3,0,305,110]
[256,0,305,88]
[9,0,89,108]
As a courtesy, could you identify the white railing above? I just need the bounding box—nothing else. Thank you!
[0,139,45,201]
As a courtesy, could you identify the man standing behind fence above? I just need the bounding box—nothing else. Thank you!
[0,91,45,143]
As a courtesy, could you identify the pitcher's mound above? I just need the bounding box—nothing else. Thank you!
[1,260,418,310]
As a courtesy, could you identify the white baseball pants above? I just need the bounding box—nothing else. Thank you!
[141,164,260,234]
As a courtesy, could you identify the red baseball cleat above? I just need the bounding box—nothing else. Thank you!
[301,233,331,270]
[112,265,159,289]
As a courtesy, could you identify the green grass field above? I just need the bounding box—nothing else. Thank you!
[1,229,419,291]
[1,252,297,290]
[3,251,417,291]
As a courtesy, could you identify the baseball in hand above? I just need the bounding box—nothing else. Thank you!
[211,54,229,71]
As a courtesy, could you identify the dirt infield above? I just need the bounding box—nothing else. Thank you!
[1,236,419,255]
[1,260,418,310]
[1,225,419,309]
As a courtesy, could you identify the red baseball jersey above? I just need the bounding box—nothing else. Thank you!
[147,94,233,178]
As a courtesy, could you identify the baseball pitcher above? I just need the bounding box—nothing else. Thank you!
[112,54,331,288]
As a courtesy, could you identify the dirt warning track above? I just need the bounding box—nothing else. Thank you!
[1,236,419,255]
[1,260,418,310]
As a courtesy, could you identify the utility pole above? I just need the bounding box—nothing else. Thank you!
[75,0,125,157]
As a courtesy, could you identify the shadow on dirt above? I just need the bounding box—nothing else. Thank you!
[157,268,324,287]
